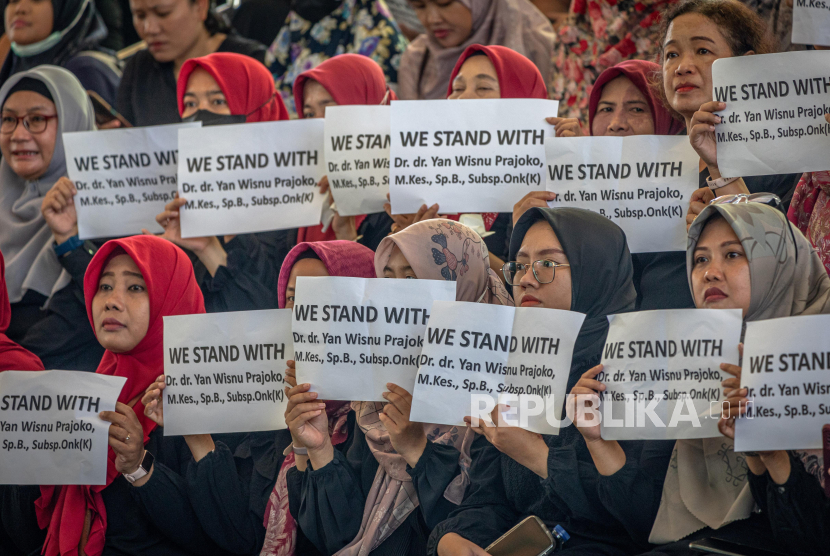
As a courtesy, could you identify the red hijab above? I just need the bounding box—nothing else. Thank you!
[177,52,289,123]
[447,44,548,100]
[36,235,205,556]
[292,54,394,244]
[446,45,548,231]
[0,251,43,371]
[588,60,685,136]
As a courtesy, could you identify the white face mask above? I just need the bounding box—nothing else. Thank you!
[10,0,91,57]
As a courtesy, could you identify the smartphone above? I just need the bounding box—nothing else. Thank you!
[823,424,830,498]
[486,516,555,556]
[689,537,787,556]
[87,90,132,128]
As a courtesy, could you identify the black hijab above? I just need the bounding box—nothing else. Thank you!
[510,208,636,387]
[291,0,341,22]
[2,0,109,72]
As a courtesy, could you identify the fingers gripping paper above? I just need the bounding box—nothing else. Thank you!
[546,136,698,253]
[177,119,326,237]
[389,99,557,214]
[163,309,293,435]
[0,370,126,485]
[736,314,830,451]
[711,51,830,176]
[409,302,585,435]
[291,277,456,401]
[64,123,200,240]
[324,105,390,217]
[599,309,742,441]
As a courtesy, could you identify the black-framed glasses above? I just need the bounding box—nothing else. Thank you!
[502,260,570,286]
[1,113,57,134]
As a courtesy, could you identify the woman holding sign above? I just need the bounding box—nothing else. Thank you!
[655,0,802,216]
[0,66,104,372]
[569,200,830,554]
[149,52,290,313]
[389,44,550,274]
[397,0,555,100]
[432,207,642,556]
[283,222,510,555]
[267,239,376,555]
[29,235,224,555]
[291,53,395,251]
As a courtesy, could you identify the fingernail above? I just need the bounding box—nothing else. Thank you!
[719,102,726,108]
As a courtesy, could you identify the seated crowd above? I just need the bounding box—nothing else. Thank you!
[0,0,828,555]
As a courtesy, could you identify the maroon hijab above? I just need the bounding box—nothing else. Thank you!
[0,250,43,371]
[588,60,685,136]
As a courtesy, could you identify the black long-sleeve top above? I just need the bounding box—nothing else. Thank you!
[428,426,644,556]
[0,427,226,556]
[747,451,829,556]
[116,35,266,127]
[184,430,293,555]
[286,416,471,556]
[594,440,675,549]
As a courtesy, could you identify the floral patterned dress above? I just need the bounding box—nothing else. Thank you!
[788,171,830,276]
[266,0,409,117]
[552,0,673,122]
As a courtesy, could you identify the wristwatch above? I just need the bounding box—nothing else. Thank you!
[123,450,155,484]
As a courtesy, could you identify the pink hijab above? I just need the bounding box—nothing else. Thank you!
[262,240,377,556]
[339,220,510,556]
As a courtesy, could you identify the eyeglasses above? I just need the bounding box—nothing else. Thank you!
[502,260,570,286]
[709,193,781,207]
[0,113,57,134]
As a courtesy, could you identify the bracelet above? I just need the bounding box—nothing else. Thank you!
[706,175,740,191]
[292,445,308,455]
[53,235,83,257]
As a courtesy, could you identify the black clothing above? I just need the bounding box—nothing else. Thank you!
[186,431,293,554]
[195,234,282,313]
[287,415,466,556]
[116,35,266,127]
[428,429,644,556]
[357,212,394,252]
[635,513,782,556]
[10,243,104,372]
[0,427,225,556]
[631,252,695,311]
[0,482,45,556]
[483,213,511,263]
[595,440,675,548]
[0,4,121,105]
[232,0,292,46]
[747,451,829,556]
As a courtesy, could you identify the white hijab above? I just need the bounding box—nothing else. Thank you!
[0,65,96,303]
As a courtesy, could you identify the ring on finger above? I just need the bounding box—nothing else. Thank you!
[125,434,131,443]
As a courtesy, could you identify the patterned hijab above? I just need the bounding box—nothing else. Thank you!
[651,203,830,543]
[337,220,509,556]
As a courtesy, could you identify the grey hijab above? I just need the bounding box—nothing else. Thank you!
[651,203,830,543]
[0,65,96,303]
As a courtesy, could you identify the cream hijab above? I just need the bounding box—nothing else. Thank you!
[397,0,555,100]
[650,203,830,543]
[0,66,96,303]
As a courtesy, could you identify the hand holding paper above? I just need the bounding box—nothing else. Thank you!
[141,374,166,427]
[465,404,549,478]
[101,401,147,476]
[689,100,724,176]
[379,383,427,467]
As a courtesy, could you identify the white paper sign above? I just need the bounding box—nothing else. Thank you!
[324,105,390,216]
[712,51,830,176]
[177,119,326,237]
[389,99,557,213]
[546,136,697,253]
[599,309,742,440]
[63,123,199,240]
[409,303,585,435]
[0,370,125,485]
[162,309,293,435]
[792,1,830,47]
[292,277,456,401]
[735,314,830,451]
